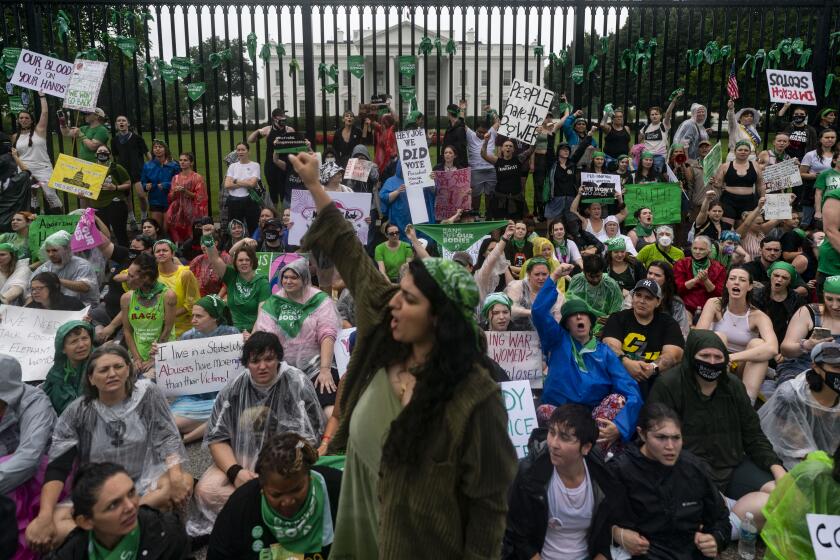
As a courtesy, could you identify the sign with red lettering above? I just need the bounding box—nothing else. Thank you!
[766,69,817,106]
[486,331,543,381]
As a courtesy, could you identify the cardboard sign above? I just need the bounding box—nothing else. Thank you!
[764,193,792,220]
[624,183,682,225]
[256,252,284,277]
[63,59,108,111]
[580,172,621,202]
[0,306,89,381]
[486,331,543,381]
[433,167,472,221]
[48,154,108,200]
[344,158,372,182]
[28,214,80,258]
[766,69,817,106]
[499,79,555,145]
[70,208,104,252]
[763,159,804,193]
[273,132,308,154]
[288,189,371,246]
[396,128,434,224]
[501,380,538,458]
[153,334,245,396]
[806,514,840,560]
[10,49,73,98]
[333,327,356,378]
[703,142,721,185]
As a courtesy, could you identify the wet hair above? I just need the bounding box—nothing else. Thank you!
[242,331,284,365]
[633,207,652,222]
[547,404,598,448]
[132,253,159,284]
[582,253,604,275]
[30,271,63,309]
[693,235,714,250]
[231,243,258,271]
[256,433,318,481]
[647,106,663,116]
[71,462,130,518]
[83,344,136,402]
[721,265,755,311]
[151,140,172,160]
[637,402,682,434]
[648,260,678,312]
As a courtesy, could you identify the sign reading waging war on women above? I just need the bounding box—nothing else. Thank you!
[154,334,245,397]
[486,331,543,381]
[499,79,555,145]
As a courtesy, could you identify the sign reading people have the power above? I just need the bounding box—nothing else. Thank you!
[766,69,817,106]
[10,49,73,98]
[499,79,555,145]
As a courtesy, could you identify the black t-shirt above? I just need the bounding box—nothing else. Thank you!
[602,309,685,362]
[780,230,806,254]
[25,293,85,311]
[111,132,148,182]
[103,245,132,317]
[495,157,526,194]
[504,240,533,269]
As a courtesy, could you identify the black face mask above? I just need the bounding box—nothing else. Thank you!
[821,367,840,395]
[96,153,110,163]
[264,230,280,243]
[128,249,140,261]
[792,115,806,124]
[695,358,726,381]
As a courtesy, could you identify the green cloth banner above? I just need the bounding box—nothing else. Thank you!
[413,221,508,252]
[29,214,80,258]
[186,82,206,101]
[8,96,24,115]
[3,47,21,79]
[400,85,416,101]
[159,64,177,85]
[115,36,136,58]
[348,55,365,79]
[624,183,682,226]
[170,57,193,80]
[703,142,722,185]
[398,55,416,77]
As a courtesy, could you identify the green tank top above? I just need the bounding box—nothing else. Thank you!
[128,289,170,361]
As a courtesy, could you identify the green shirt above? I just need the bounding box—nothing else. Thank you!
[78,124,110,162]
[374,241,413,281]
[89,162,131,209]
[818,188,840,276]
[223,265,271,332]
[815,168,840,193]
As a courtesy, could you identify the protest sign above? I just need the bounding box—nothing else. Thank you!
[10,49,73,98]
[153,334,245,397]
[63,59,108,111]
[70,208,104,252]
[344,157,373,182]
[501,380,538,458]
[766,69,817,106]
[763,159,803,193]
[703,142,722,185]
[28,213,80,257]
[806,514,840,560]
[48,154,108,200]
[433,167,472,221]
[0,306,89,381]
[273,132,308,154]
[288,189,371,246]
[498,79,555,145]
[624,183,682,225]
[333,328,356,378]
[396,128,434,223]
[414,221,508,252]
[256,252,284,277]
[268,253,305,294]
[764,193,792,220]
[486,331,543,381]
[580,172,621,202]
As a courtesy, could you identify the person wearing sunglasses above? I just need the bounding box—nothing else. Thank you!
[375,223,413,283]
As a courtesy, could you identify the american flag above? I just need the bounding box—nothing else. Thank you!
[727,62,740,100]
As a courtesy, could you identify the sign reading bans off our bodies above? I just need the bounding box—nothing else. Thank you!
[499,79,555,145]
[154,334,246,397]
[766,69,817,106]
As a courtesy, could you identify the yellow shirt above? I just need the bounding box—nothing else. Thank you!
[157,264,200,338]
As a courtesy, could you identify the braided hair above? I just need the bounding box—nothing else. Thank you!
[16,110,35,147]
[256,432,318,481]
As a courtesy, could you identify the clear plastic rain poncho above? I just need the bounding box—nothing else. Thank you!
[758,372,840,470]
[48,379,187,494]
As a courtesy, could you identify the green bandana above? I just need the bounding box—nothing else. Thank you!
[259,472,328,553]
[88,524,140,560]
[261,292,329,337]
[691,256,710,277]
[767,261,798,285]
[572,336,598,372]
[196,294,230,324]
[825,275,840,295]
[592,151,606,159]
[413,221,509,252]
[0,242,15,256]
[641,151,655,159]
[793,228,807,239]
[553,238,568,258]
[606,237,626,252]
[617,154,630,163]
[136,280,167,301]
[153,239,176,253]
[421,257,479,324]
[634,223,654,237]
[735,139,752,150]
[481,292,513,317]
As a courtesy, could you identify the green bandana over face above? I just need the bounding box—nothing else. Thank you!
[88,524,140,560]
[259,472,328,553]
[413,221,509,252]
[421,257,479,324]
[261,292,329,337]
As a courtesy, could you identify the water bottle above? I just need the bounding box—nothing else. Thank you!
[738,511,757,560]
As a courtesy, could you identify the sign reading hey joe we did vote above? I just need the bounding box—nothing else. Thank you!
[154,334,245,396]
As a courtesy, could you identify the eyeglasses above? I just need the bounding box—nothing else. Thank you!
[387,231,399,236]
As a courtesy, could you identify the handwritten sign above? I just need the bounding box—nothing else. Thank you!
[764,193,792,220]
[288,189,371,246]
[344,158,372,182]
[499,79,555,145]
[766,69,817,106]
[764,159,803,193]
[0,306,89,381]
[28,214,80,258]
[396,128,433,223]
[63,59,108,111]
[10,49,73,98]
[501,380,538,458]
[256,252,283,277]
[580,172,621,202]
[703,142,722,185]
[624,183,682,225]
[153,334,245,397]
[70,208,104,252]
[807,514,840,560]
[433,167,472,221]
[333,327,356,378]
[48,154,108,200]
[486,331,543,381]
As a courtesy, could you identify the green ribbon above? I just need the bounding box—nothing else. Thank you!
[571,65,584,85]
[827,74,836,98]
[186,82,206,101]
[170,56,194,80]
[549,51,569,68]
[767,48,781,69]
[348,55,364,79]
[259,43,272,62]
[209,48,232,69]
[778,38,793,57]
[533,44,544,57]
[445,39,456,56]
[276,44,286,57]
[318,62,338,81]
[418,36,433,56]
[323,82,338,94]
[289,58,300,77]
[703,41,720,65]
[114,36,136,58]
[55,10,71,43]
[742,50,765,79]
[587,55,598,74]
[246,32,257,63]
[599,36,609,55]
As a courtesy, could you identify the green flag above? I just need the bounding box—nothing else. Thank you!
[413,221,508,252]
[159,64,177,84]
[8,95,24,115]
[624,183,682,225]
[398,55,416,77]
[170,56,193,80]
[186,82,206,101]
[2,47,21,79]
[115,36,136,58]
[348,55,364,79]
[400,85,416,101]
[703,142,721,186]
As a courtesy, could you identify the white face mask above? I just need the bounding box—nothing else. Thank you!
[658,235,673,248]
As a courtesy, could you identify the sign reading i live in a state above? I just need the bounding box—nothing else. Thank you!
[763,159,804,193]
[806,514,840,560]
[10,49,73,98]
[486,331,543,381]
[501,380,538,458]
[153,334,245,396]
[48,154,108,200]
[766,69,817,106]
[499,79,555,145]
[63,59,108,111]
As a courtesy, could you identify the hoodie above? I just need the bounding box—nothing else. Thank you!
[0,354,56,493]
[673,104,709,159]
[378,160,435,242]
[41,320,96,415]
[345,144,380,194]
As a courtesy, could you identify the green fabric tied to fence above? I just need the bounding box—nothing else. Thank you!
[588,56,598,74]
[289,58,300,77]
[599,36,609,55]
[8,95,24,115]
[571,65,584,85]
[186,82,206,101]
[533,45,544,57]
[55,10,71,43]
[445,39,456,56]
[399,55,416,77]
[171,57,194,80]
[348,55,365,79]
[624,183,682,225]
[114,36,136,58]
[400,85,416,101]
[209,48,232,69]
[276,44,286,57]
[418,36,433,56]
[76,48,101,61]
[2,48,20,79]
[247,32,257,63]
[159,63,177,85]
[259,44,272,62]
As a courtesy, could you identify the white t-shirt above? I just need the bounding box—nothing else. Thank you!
[467,127,496,171]
[226,161,261,198]
[541,463,594,560]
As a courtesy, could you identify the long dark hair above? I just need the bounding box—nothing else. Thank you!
[648,260,678,312]
[638,402,682,434]
[721,265,755,311]
[31,271,63,309]
[17,110,35,147]
[381,259,491,468]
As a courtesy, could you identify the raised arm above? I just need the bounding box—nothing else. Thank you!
[201,224,231,278]
[663,90,682,129]
[35,92,49,135]
[480,132,498,164]
[405,224,430,259]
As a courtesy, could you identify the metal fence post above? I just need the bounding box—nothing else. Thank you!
[812,0,833,105]
[572,0,586,106]
[301,0,317,141]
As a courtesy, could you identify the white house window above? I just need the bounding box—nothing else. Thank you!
[480,70,488,87]
[298,99,306,116]
[503,70,512,87]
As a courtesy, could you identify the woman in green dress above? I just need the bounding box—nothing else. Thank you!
[288,151,517,559]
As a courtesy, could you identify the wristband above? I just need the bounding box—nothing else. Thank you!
[226,464,244,485]
[321,435,332,442]
[200,234,215,248]
[502,236,512,243]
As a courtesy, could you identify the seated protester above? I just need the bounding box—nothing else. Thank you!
[562,211,605,260]
[570,195,627,244]
[188,332,325,537]
[120,253,177,375]
[533,271,642,448]
[170,296,240,444]
[631,151,667,184]
[648,330,786,504]
[190,229,232,297]
[692,193,732,243]
[758,342,840,470]
[603,279,685,398]
[41,321,95,415]
[602,216,636,256]
[482,292,513,332]
[743,236,808,297]
[697,266,779,403]
[256,218,288,253]
[208,433,342,560]
[777,276,840,384]
[221,219,247,253]
[32,231,100,308]
[25,272,84,311]
[565,254,624,336]
[627,207,657,252]
[504,220,534,279]
[713,230,751,270]
[636,225,685,268]
[375,223,414,282]
[674,235,726,314]
[50,462,188,560]
[26,345,190,555]
[0,243,30,305]
[180,216,214,263]
[519,237,562,280]
[752,261,806,353]
[547,219,583,270]
[502,404,620,560]
[778,217,811,276]
[154,239,201,339]
[0,354,57,560]
[646,260,691,338]
[760,445,840,560]
[473,223,514,302]
[608,403,731,560]
[605,237,646,294]
[505,258,560,331]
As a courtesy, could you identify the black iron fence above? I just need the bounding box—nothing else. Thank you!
[5,0,840,212]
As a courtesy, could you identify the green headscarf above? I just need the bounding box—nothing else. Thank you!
[606,237,626,252]
[641,151,655,159]
[767,261,798,286]
[153,238,177,253]
[0,242,15,256]
[823,275,840,295]
[421,257,479,327]
[592,151,606,159]
[735,139,752,150]
[617,154,630,163]
[42,320,96,414]
[481,292,513,318]
[195,294,232,325]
